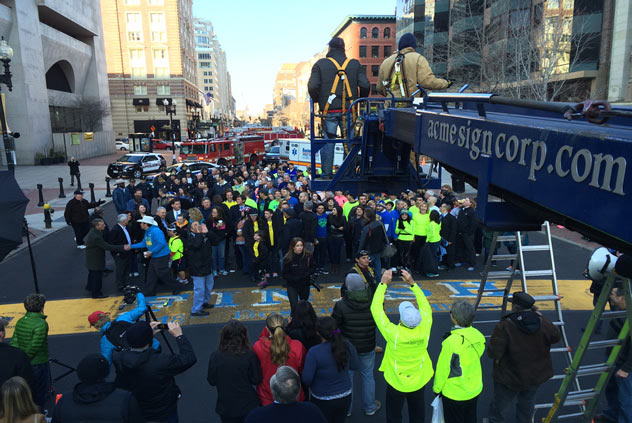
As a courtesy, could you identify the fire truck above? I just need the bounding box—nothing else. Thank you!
[179,134,265,166]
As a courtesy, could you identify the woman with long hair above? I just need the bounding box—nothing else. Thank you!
[131,203,148,242]
[208,206,228,276]
[412,200,429,273]
[326,205,346,274]
[0,377,44,423]
[286,300,321,351]
[395,209,414,269]
[282,238,315,312]
[302,317,359,423]
[350,206,365,257]
[252,314,306,406]
[208,320,262,423]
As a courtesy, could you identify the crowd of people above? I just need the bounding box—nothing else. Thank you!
[2,269,588,423]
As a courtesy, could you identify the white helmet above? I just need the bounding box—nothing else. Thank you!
[587,247,618,281]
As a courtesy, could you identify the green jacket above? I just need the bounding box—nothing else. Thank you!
[343,201,359,219]
[412,213,429,236]
[10,312,49,364]
[85,228,125,271]
[371,282,434,392]
[427,221,442,243]
[395,219,414,241]
[433,326,485,400]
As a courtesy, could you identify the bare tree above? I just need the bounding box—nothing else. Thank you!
[73,98,111,131]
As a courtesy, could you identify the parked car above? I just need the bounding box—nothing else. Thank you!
[263,145,280,163]
[152,139,182,151]
[107,153,166,179]
[115,139,129,151]
[146,161,222,182]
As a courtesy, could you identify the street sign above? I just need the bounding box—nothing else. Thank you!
[150,125,156,132]
[197,122,212,130]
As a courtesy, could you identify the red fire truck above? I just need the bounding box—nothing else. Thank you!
[179,135,265,166]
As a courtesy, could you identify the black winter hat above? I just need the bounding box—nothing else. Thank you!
[77,354,109,383]
[329,37,345,50]
[398,33,417,50]
[125,321,154,348]
[510,292,535,309]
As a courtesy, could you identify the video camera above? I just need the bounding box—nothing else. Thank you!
[391,266,410,278]
[123,285,141,305]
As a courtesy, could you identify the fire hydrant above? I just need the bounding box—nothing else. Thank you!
[43,203,54,229]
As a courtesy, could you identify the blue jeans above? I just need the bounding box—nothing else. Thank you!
[321,113,343,177]
[327,236,344,265]
[32,362,51,410]
[348,350,377,414]
[237,244,250,273]
[191,273,214,313]
[370,253,382,279]
[212,240,225,272]
[604,368,632,423]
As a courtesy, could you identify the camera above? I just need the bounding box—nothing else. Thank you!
[156,323,169,330]
[123,285,141,304]
[391,267,409,277]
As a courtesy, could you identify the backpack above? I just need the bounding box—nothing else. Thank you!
[104,320,133,350]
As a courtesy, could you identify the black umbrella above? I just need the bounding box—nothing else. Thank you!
[0,170,29,262]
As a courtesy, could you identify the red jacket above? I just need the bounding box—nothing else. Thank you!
[253,327,306,405]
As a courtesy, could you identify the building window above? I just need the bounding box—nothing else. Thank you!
[196,36,209,44]
[360,27,367,39]
[148,0,163,4]
[198,53,211,60]
[200,61,211,68]
[371,46,379,58]
[131,66,146,78]
[209,87,213,91]
[125,0,140,4]
[152,48,167,61]
[126,12,142,27]
[371,84,377,93]
[384,45,392,57]
[149,13,165,27]
[359,46,367,58]
[372,27,379,39]
[151,31,166,42]
[135,106,149,112]
[128,31,143,42]
[133,85,147,95]
[154,66,170,78]
[157,85,170,95]
[384,27,391,39]
[371,65,379,77]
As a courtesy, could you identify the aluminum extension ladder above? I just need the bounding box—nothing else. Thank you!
[472,222,582,416]
[543,274,632,422]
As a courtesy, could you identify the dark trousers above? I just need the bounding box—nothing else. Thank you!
[423,242,440,274]
[315,237,328,268]
[72,222,90,246]
[113,254,130,289]
[344,231,353,261]
[144,255,178,296]
[327,236,344,265]
[311,394,351,423]
[266,245,279,274]
[457,233,476,267]
[412,235,426,271]
[488,380,537,423]
[397,240,413,268]
[443,242,456,268]
[385,383,425,423]
[287,282,310,311]
[442,395,478,423]
[32,362,51,411]
[87,270,104,297]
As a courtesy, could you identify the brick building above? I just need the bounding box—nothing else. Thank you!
[331,15,396,95]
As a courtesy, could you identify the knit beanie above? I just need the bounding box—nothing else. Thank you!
[398,33,417,50]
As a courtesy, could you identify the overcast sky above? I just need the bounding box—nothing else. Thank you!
[192,0,396,115]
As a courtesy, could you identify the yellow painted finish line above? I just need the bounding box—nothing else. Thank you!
[0,279,592,337]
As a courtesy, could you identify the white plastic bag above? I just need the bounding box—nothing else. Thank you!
[431,395,445,423]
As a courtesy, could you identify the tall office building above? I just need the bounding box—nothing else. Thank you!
[101,0,199,141]
[193,18,234,123]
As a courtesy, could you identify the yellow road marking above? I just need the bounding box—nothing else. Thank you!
[0,279,592,337]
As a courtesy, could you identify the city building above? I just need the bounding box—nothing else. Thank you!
[608,0,632,102]
[395,0,619,101]
[0,0,114,165]
[331,15,396,95]
[193,18,234,131]
[101,0,198,142]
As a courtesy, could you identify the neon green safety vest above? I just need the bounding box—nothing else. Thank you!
[168,236,183,261]
[426,221,442,243]
[413,212,429,236]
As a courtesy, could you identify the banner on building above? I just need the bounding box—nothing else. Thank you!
[71,133,80,145]
[84,132,94,142]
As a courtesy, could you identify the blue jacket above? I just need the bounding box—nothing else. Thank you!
[112,187,131,214]
[301,340,359,398]
[99,293,160,364]
[126,198,150,213]
[131,225,170,258]
[378,210,397,239]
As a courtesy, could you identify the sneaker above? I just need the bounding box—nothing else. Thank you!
[506,265,513,271]
[347,411,352,417]
[220,270,229,276]
[229,269,236,273]
[257,280,268,288]
[265,273,270,278]
[467,267,475,271]
[320,269,329,275]
[272,272,279,278]
[77,245,86,249]
[191,311,210,317]
[454,262,464,267]
[178,278,188,284]
[438,265,448,270]
[345,258,351,263]
[365,400,382,416]
[133,272,140,277]
[202,302,215,309]
[213,271,218,276]
[426,273,439,278]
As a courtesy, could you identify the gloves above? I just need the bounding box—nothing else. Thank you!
[98,200,106,205]
[445,78,454,88]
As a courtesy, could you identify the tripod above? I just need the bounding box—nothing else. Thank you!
[144,304,174,354]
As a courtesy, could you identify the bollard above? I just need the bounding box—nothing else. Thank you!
[89,182,96,203]
[105,177,112,197]
[43,203,54,229]
[37,184,44,207]
[57,177,66,199]
[76,174,83,191]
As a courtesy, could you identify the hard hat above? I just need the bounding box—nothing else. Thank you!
[587,247,618,281]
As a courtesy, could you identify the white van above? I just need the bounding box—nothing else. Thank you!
[288,139,344,170]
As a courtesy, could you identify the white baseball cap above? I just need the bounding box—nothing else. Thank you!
[398,301,421,328]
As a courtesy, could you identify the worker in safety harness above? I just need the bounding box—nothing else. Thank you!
[308,37,370,179]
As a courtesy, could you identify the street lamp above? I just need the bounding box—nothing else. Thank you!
[163,98,177,164]
[0,37,14,173]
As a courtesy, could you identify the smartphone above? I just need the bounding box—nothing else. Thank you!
[156,323,169,330]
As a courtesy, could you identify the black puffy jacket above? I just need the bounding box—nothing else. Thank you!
[51,382,144,423]
[308,49,370,112]
[332,288,376,354]
[282,253,313,286]
[113,336,196,422]
[279,217,303,252]
[184,232,213,276]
